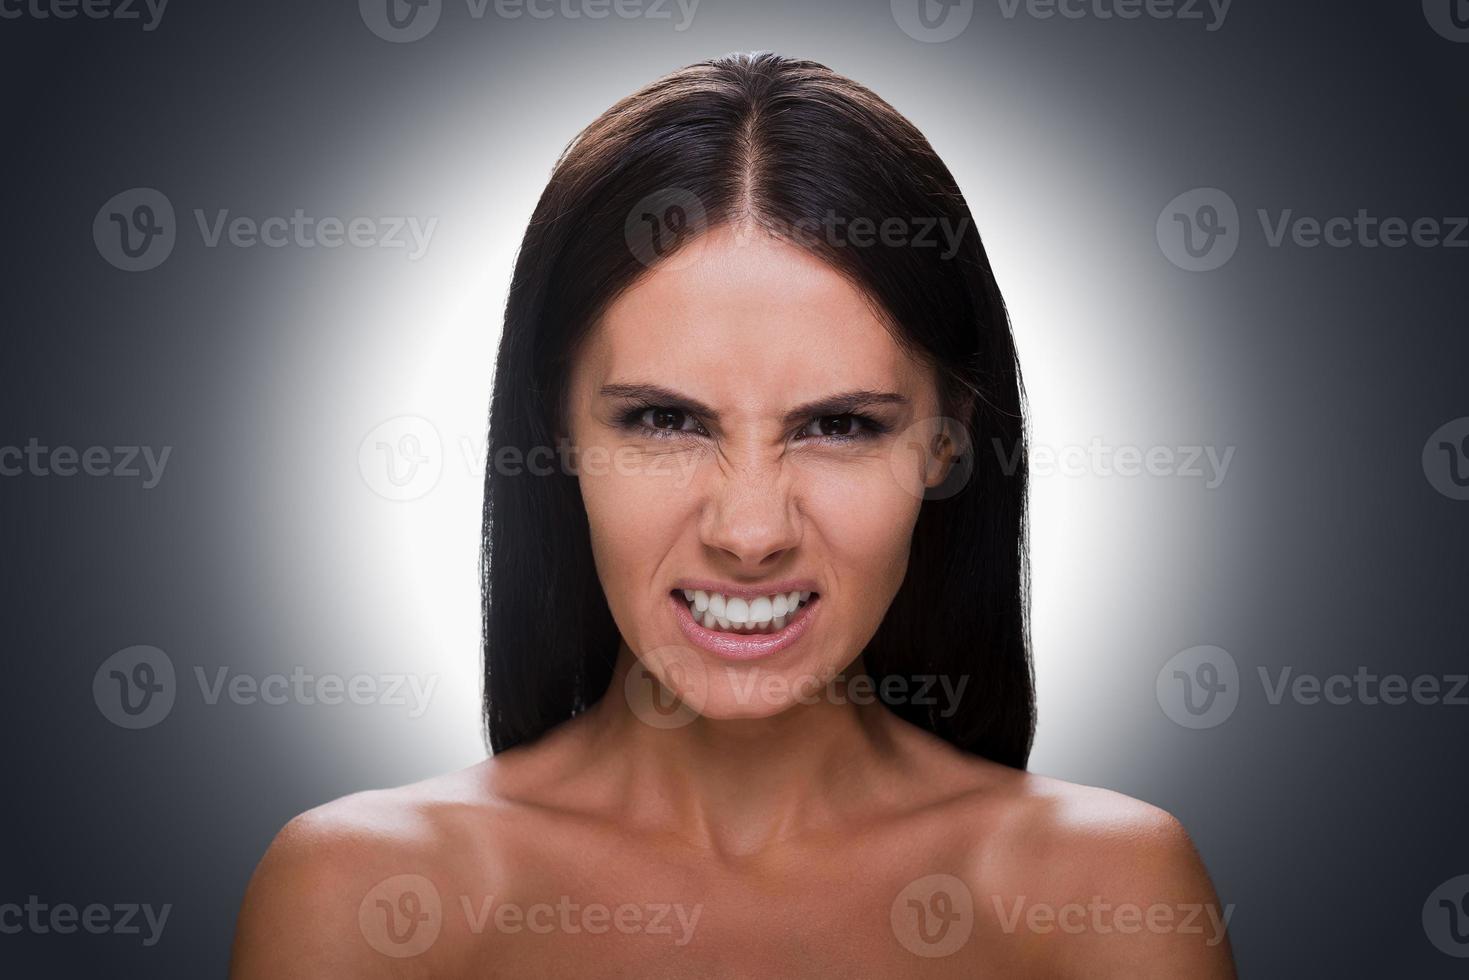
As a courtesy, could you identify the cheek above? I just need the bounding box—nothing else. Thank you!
[577,448,696,583]
[801,459,923,601]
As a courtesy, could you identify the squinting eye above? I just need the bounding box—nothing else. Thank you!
[638,406,707,437]
[798,414,873,441]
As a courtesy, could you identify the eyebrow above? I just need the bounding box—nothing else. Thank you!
[599,382,909,425]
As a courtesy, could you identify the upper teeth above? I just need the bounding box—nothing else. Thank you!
[680,589,814,633]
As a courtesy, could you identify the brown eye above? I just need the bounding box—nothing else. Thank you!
[796,412,885,443]
[818,415,854,437]
[650,407,686,430]
[633,406,706,438]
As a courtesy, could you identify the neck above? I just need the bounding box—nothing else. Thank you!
[580,639,903,860]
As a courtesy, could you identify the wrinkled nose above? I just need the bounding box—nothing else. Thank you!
[699,457,801,572]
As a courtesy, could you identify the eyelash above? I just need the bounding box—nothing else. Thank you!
[616,402,890,444]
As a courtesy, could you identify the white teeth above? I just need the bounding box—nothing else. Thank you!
[682,588,816,635]
[749,596,772,624]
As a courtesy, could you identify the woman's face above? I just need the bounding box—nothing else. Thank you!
[564,222,959,720]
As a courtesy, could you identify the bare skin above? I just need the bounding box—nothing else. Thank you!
[231,224,1236,978]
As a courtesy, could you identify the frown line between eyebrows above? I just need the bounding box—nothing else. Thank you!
[599,382,910,425]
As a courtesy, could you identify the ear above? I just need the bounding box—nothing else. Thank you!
[922,395,975,489]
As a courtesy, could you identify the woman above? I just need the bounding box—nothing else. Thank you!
[231,52,1235,977]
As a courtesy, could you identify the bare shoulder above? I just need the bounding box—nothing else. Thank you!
[959,768,1237,978]
[227,757,537,978]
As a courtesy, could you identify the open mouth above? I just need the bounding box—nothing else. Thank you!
[669,587,821,661]
[672,588,818,634]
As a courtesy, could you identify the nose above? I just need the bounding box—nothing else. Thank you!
[699,454,801,572]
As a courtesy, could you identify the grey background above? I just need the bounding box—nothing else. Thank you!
[2,0,1467,974]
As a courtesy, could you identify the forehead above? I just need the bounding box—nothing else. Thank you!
[579,224,932,405]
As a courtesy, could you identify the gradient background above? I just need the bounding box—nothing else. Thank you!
[3,0,1467,974]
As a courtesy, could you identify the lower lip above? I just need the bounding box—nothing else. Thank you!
[670,592,820,661]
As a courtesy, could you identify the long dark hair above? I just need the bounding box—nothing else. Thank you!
[482,52,1034,768]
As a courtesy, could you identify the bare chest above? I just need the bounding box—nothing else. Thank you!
[417,847,1028,978]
